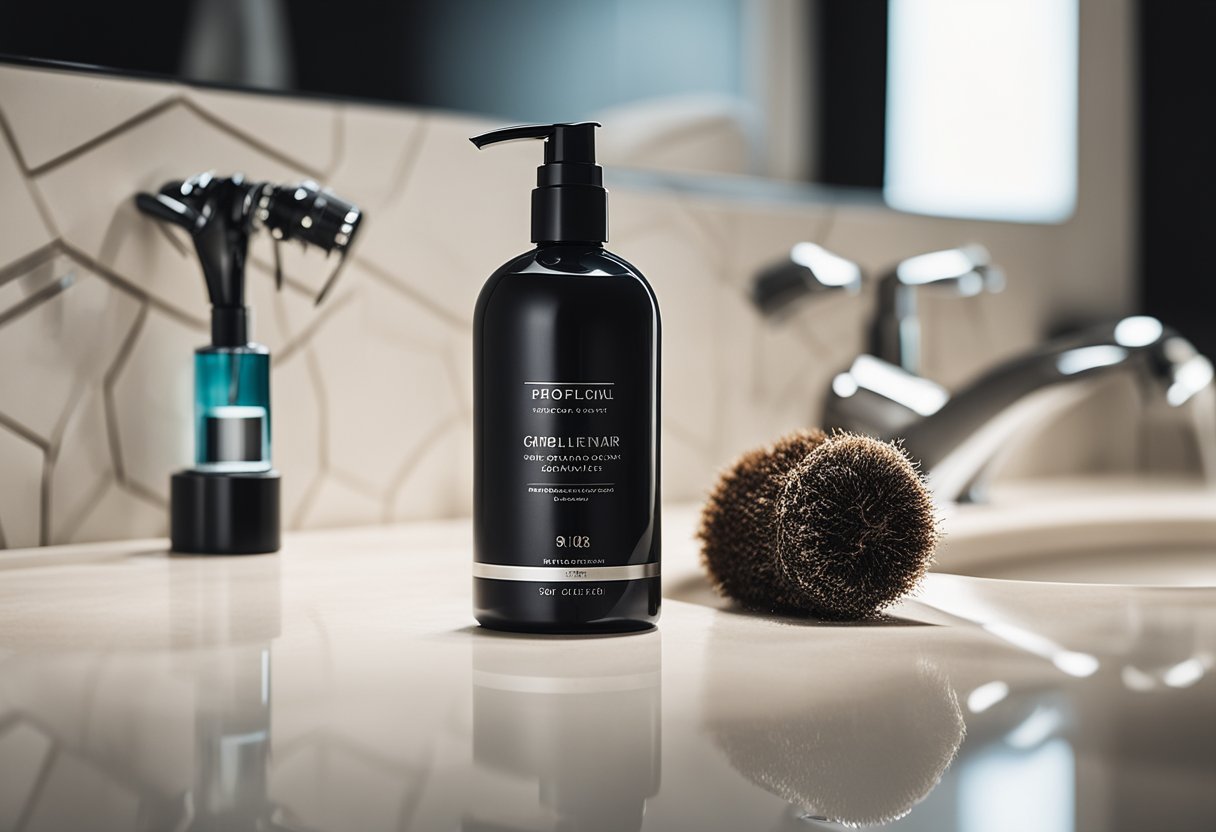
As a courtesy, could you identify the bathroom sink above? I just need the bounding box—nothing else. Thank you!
[935,483,1216,587]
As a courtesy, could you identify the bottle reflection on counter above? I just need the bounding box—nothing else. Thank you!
[465,634,661,832]
[172,646,271,832]
[0,556,283,831]
[168,556,282,831]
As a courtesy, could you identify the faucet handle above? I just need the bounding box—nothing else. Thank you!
[751,242,862,317]
[873,244,1004,375]
[893,244,1004,296]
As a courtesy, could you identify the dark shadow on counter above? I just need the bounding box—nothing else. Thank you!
[664,572,940,628]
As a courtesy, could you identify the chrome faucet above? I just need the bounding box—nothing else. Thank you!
[868,244,1004,376]
[753,245,1216,503]
[751,241,863,314]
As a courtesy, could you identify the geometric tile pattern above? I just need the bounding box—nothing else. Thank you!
[0,62,1083,548]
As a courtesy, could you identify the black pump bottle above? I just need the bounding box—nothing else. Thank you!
[470,123,661,633]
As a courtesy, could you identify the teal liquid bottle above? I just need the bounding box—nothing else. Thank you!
[194,344,271,473]
[135,173,363,555]
[168,304,281,554]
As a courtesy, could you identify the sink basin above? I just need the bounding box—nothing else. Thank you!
[935,485,1216,587]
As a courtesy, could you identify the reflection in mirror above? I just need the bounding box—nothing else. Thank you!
[0,0,1080,221]
[466,633,661,832]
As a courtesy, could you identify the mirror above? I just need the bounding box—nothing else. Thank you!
[0,0,1079,222]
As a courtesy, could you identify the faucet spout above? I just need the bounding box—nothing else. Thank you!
[828,316,1215,502]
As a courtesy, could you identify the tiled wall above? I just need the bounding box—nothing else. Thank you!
[0,51,1133,548]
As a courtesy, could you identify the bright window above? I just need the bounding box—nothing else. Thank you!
[885,0,1079,223]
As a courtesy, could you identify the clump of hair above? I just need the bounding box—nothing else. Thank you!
[698,430,938,620]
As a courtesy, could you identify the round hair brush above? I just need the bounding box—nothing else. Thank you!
[698,430,938,620]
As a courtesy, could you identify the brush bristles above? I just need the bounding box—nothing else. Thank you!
[698,431,938,620]
[698,429,828,613]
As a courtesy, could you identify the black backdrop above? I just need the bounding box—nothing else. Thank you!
[1139,1,1216,359]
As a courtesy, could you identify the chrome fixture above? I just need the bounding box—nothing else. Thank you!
[752,245,1216,503]
[751,242,862,316]
[870,244,1005,376]
[832,314,1215,501]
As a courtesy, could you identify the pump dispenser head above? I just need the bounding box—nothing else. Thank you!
[470,122,608,245]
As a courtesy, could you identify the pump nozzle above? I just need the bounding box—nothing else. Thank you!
[468,123,558,148]
[469,122,600,163]
[469,122,608,244]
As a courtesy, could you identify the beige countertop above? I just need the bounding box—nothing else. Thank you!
[1,505,1213,831]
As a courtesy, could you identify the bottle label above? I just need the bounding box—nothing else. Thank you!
[499,377,651,578]
[477,373,657,576]
[521,381,622,506]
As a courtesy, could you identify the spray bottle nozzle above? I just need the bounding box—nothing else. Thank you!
[253,180,363,305]
[255,180,361,253]
[469,122,608,244]
[135,173,365,344]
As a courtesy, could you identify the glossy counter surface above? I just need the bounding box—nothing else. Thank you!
[1,507,1213,831]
